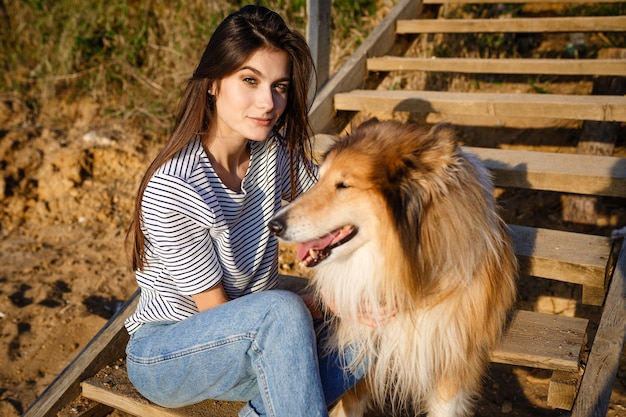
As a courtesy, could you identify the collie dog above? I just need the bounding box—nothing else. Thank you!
[269,119,517,417]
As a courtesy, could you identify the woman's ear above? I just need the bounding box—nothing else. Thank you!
[209,80,219,97]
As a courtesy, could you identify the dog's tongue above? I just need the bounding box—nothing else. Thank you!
[296,233,336,262]
[296,227,351,262]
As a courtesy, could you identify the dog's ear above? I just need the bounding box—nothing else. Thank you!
[427,123,458,155]
[357,117,380,131]
[413,123,458,173]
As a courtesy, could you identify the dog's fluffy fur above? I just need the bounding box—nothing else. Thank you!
[270,119,517,417]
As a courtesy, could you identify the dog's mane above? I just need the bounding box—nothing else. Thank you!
[349,121,507,304]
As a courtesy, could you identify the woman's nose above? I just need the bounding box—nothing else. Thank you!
[256,87,275,110]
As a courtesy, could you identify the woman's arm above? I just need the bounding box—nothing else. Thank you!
[192,282,230,312]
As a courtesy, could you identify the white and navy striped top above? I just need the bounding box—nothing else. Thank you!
[125,135,316,335]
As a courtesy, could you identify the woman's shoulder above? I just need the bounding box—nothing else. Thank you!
[157,138,205,179]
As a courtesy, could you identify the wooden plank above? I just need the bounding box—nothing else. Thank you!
[23,289,140,417]
[491,309,588,372]
[81,366,243,417]
[396,16,626,34]
[464,146,626,198]
[81,382,205,417]
[367,57,626,76]
[571,240,626,417]
[333,89,626,122]
[308,0,421,133]
[508,225,611,287]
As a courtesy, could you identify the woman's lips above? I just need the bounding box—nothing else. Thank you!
[250,117,273,126]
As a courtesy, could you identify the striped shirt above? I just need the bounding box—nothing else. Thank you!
[125,135,316,335]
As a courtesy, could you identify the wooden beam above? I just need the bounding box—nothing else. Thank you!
[23,290,140,417]
[333,89,626,122]
[306,0,332,89]
[571,240,626,417]
[308,0,421,133]
[367,57,626,76]
[548,370,582,411]
[82,369,243,417]
[397,16,626,34]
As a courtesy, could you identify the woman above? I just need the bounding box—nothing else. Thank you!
[124,6,365,417]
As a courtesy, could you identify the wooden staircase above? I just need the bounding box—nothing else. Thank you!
[24,0,625,416]
[333,12,626,121]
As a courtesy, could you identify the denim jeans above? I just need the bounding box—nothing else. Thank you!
[126,289,367,417]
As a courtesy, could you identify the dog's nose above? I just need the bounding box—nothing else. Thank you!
[268,218,285,236]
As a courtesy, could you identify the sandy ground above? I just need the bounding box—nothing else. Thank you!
[1,78,625,416]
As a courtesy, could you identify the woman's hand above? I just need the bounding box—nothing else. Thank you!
[323,296,398,328]
[354,301,397,327]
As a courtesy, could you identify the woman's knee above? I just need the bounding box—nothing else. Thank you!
[246,290,314,338]
[263,290,311,321]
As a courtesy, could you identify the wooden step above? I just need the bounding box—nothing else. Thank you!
[508,225,610,288]
[465,146,626,198]
[367,57,626,76]
[491,309,588,371]
[81,364,244,417]
[79,307,588,417]
[333,89,626,122]
[396,16,626,34]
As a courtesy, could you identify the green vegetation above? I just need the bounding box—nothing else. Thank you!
[0,0,385,133]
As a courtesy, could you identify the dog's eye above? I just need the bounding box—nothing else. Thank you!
[336,182,350,189]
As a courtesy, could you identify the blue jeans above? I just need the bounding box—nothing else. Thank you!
[126,290,367,417]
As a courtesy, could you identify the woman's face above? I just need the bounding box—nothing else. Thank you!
[212,48,290,143]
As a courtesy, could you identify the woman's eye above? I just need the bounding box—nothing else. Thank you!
[243,77,257,85]
[274,83,289,93]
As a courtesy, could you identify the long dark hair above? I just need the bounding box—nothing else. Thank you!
[128,5,316,271]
